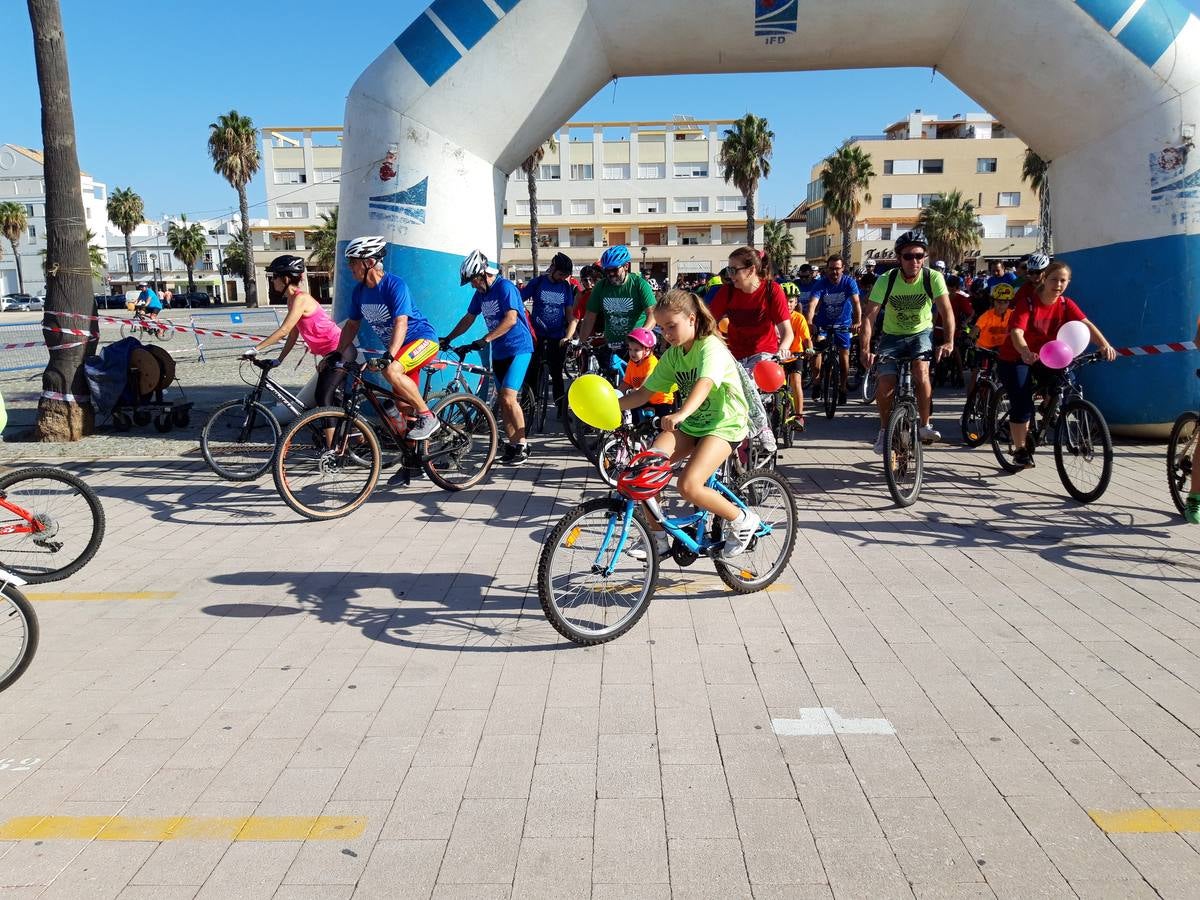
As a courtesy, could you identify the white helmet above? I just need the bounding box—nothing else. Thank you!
[934,260,947,270]
[459,249,496,285]
[1027,253,1051,272]
[863,258,876,268]
[344,235,387,260]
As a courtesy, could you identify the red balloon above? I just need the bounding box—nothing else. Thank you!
[754,359,785,392]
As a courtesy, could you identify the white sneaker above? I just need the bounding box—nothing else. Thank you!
[721,510,762,559]
[628,530,672,561]
[872,429,886,455]
[919,424,941,444]
[408,414,441,441]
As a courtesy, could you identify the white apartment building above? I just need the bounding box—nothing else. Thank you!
[254,126,343,302]
[103,217,251,301]
[0,144,108,297]
[501,118,764,284]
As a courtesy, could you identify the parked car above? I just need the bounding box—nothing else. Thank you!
[2,294,35,312]
[170,291,212,309]
[96,294,129,310]
[23,296,43,311]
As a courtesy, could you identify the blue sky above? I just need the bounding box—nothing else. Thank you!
[4,0,1199,225]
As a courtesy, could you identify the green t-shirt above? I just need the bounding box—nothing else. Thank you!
[586,272,656,343]
[643,334,749,442]
[869,268,948,336]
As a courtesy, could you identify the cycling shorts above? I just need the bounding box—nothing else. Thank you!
[815,327,852,350]
[493,352,532,393]
[390,338,439,384]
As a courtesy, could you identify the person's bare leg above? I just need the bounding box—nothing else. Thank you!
[913,361,932,425]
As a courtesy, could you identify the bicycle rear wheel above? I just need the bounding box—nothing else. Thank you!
[0,584,38,693]
[1167,411,1198,516]
[537,498,658,645]
[0,467,106,584]
[714,469,797,594]
[200,399,281,480]
[884,402,923,507]
[959,382,993,447]
[423,393,499,491]
[274,408,381,520]
[535,367,550,434]
[1054,398,1113,504]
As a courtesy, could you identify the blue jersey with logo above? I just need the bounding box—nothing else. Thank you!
[809,275,860,327]
[348,272,437,348]
[521,274,574,340]
[469,276,534,360]
[986,273,1018,291]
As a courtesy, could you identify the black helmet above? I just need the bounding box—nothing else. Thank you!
[550,252,574,275]
[266,255,306,277]
[894,230,928,254]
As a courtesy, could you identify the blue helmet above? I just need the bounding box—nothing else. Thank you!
[600,245,631,269]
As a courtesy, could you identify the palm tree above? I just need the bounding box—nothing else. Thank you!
[28,0,98,441]
[106,186,144,283]
[917,190,981,267]
[208,110,260,306]
[1022,148,1052,254]
[519,136,558,273]
[0,201,29,294]
[821,145,876,262]
[308,207,338,276]
[762,219,795,276]
[167,214,207,293]
[719,114,774,248]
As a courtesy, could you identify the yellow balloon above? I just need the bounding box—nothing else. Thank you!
[568,374,621,431]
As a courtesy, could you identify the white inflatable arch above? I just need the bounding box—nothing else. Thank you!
[336,0,1200,427]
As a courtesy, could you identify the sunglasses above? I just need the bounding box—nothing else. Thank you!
[728,263,751,274]
[901,253,926,261]
[603,267,622,277]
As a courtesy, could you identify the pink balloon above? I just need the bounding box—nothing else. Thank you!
[1039,339,1074,369]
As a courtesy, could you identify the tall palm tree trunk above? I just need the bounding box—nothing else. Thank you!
[238,186,257,307]
[29,0,97,441]
[527,168,539,274]
[123,232,134,282]
[7,237,24,293]
[745,188,756,249]
[840,217,852,263]
[186,263,195,293]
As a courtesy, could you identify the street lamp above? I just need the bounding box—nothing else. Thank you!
[209,227,225,304]
[640,244,648,274]
[149,253,157,289]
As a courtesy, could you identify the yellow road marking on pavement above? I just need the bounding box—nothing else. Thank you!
[1089,809,1200,833]
[0,815,366,841]
[25,591,176,602]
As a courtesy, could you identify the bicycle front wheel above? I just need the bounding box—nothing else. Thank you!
[423,393,498,491]
[565,409,605,463]
[715,469,797,594]
[884,402,923,507]
[822,359,838,419]
[538,498,658,645]
[274,407,382,520]
[861,362,879,404]
[200,399,281,481]
[1054,398,1113,504]
[0,584,38,693]
[156,320,175,341]
[989,391,1025,474]
[1167,411,1198,516]
[960,382,992,447]
[0,467,106,584]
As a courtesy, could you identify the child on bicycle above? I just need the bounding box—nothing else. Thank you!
[966,283,1015,391]
[786,293,813,429]
[618,289,758,559]
[622,327,675,420]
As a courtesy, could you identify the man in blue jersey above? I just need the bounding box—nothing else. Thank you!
[443,250,536,465]
[805,254,861,404]
[521,252,575,418]
[985,259,1018,291]
[336,235,441,440]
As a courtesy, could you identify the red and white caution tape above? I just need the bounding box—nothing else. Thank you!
[1114,341,1198,357]
[41,390,89,402]
[2,339,89,352]
[44,313,263,344]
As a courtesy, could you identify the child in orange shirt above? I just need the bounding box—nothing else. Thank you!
[624,327,676,419]
[968,285,1014,391]
[786,295,814,429]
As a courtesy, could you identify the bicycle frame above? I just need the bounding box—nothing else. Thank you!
[0,496,43,538]
[245,361,307,416]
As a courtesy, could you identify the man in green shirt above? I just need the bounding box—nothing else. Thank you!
[578,245,656,373]
[860,231,955,454]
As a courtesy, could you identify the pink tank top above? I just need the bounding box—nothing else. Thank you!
[295,303,342,356]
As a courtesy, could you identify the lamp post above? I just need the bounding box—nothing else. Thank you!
[149,253,157,290]
[640,244,648,275]
[209,226,225,304]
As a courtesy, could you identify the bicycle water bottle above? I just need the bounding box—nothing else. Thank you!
[381,399,407,435]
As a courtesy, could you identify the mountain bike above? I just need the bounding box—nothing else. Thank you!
[989,351,1113,503]
[960,347,1001,447]
[273,358,498,520]
[813,326,853,418]
[537,455,797,645]
[880,351,933,508]
[0,466,106,583]
[200,356,311,481]
[1166,369,1199,517]
[565,344,627,463]
[120,310,174,342]
[860,358,879,403]
[1,568,36,693]
[424,345,538,437]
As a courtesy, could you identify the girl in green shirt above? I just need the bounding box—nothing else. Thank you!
[618,290,760,559]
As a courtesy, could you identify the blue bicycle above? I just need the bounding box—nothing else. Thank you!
[537,455,797,645]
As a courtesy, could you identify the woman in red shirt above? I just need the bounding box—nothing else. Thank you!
[998,261,1117,468]
[709,247,793,372]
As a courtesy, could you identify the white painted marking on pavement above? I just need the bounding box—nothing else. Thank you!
[771,707,895,736]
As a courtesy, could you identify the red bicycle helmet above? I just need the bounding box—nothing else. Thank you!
[616,451,673,501]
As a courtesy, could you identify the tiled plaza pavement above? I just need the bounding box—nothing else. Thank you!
[2,397,1199,899]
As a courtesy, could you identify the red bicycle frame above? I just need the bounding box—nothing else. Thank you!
[0,496,41,537]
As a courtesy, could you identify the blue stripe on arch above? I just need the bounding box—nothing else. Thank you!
[430,0,499,50]
[395,13,460,87]
[1117,0,1192,67]
[493,0,521,11]
[1076,0,1133,31]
